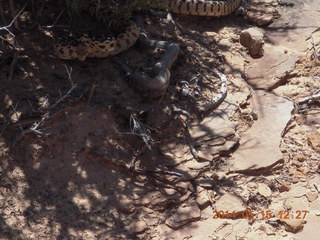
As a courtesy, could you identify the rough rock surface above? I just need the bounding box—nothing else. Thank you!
[231,90,293,170]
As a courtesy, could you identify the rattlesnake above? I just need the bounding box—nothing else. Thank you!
[54,0,236,110]
[54,0,241,60]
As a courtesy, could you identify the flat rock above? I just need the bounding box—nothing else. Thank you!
[215,193,246,213]
[189,113,239,161]
[165,203,201,229]
[196,187,211,209]
[231,90,293,170]
[245,45,301,89]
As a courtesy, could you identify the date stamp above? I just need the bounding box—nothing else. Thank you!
[212,210,309,220]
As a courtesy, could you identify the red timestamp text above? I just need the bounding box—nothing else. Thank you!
[212,210,309,220]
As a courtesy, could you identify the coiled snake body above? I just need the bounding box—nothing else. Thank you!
[54,0,241,60]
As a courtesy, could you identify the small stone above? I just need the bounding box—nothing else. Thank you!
[196,187,211,209]
[279,183,290,192]
[291,177,299,184]
[129,220,148,233]
[281,219,305,233]
[296,154,305,162]
[212,172,226,181]
[255,14,274,26]
[247,182,258,192]
[265,225,276,235]
[258,183,272,197]
[240,28,265,57]
[307,131,320,153]
[306,192,318,202]
[116,195,135,213]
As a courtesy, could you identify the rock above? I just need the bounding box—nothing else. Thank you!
[247,11,274,26]
[189,113,239,161]
[240,28,265,57]
[306,192,318,202]
[185,160,210,170]
[129,219,148,233]
[215,193,246,213]
[291,177,299,184]
[230,90,293,170]
[258,183,272,197]
[212,172,226,181]
[265,225,276,235]
[247,182,258,192]
[160,142,193,165]
[116,195,135,213]
[165,203,201,229]
[296,154,306,162]
[281,219,305,233]
[307,131,320,153]
[196,187,211,209]
[279,183,290,192]
[305,110,320,127]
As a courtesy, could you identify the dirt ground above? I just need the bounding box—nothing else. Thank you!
[0,0,320,239]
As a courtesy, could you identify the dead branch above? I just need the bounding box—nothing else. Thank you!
[193,55,228,112]
[9,0,20,30]
[42,10,64,29]
[7,51,19,83]
[0,2,27,45]
[297,92,320,104]
[171,104,191,119]
[310,35,320,61]
[87,81,97,105]
[197,70,228,112]
[9,101,49,145]
[49,65,77,109]
[85,148,184,183]
[13,116,49,146]
[130,114,153,149]
[11,101,23,131]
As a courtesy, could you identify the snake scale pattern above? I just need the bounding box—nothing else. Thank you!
[54,0,241,60]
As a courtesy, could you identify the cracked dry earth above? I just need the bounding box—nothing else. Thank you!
[0,0,320,239]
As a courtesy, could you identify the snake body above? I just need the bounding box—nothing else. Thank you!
[54,0,241,60]
[155,0,241,17]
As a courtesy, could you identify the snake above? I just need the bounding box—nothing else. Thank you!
[53,0,242,60]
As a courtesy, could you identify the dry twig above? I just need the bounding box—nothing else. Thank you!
[310,35,320,61]
[9,0,20,30]
[49,65,77,109]
[298,93,320,105]
[13,116,49,146]
[0,2,27,45]
[42,10,64,28]
[7,51,18,83]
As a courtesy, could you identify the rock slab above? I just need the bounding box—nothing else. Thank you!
[231,90,293,170]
